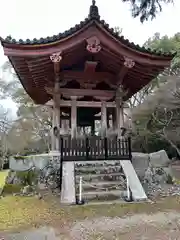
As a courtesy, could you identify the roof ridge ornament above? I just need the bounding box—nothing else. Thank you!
[88,0,100,20]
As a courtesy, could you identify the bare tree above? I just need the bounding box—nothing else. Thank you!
[7,108,51,154]
[0,61,52,154]
[132,74,180,155]
[0,107,13,168]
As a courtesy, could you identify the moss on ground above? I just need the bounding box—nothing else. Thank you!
[0,170,10,190]
[3,184,22,194]
[0,195,180,232]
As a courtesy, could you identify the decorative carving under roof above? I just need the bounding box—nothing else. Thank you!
[50,52,62,63]
[124,57,135,68]
[86,36,101,53]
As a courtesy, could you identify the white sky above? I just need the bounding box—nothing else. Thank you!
[0,0,179,114]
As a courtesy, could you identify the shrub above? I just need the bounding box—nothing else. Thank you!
[16,170,38,186]
[3,184,22,194]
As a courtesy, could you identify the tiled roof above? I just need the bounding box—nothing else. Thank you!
[0,0,176,58]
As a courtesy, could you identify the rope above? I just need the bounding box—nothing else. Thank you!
[81,179,127,191]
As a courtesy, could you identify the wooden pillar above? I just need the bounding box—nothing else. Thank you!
[61,119,69,135]
[50,52,62,152]
[51,106,56,151]
[107,112,110,129]
[116,99,125,138]
[61,96,76,205]
[119,105,124,128]
[71,96,77,138]
[101,101,107,137]
[54,82,61,150]
[112,108,116,130]
[116,85,125,138]
[51,104,60,151]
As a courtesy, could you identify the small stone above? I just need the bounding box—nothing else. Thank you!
[13,193,19,196]
[21,185,34,195]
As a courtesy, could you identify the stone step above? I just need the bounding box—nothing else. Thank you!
[74,160,127,202]
[76,190,127,201]
[75,160,120,167]
[75,160,121,167]
[75,165,122,170]
[78,180,124,186]
[75,166,123,175]
[76,172,125,182]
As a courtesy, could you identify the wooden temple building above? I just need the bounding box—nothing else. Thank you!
[0,1,175,203]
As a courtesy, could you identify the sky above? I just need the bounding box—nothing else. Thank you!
[0,0,180,116]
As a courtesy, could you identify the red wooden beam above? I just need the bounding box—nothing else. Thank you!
[45,87,115,98]
[84,61,98,73]
[60,70,114,81]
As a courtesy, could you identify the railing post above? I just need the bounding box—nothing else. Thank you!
[128,137,132,162]
[85,137,89,160]
[104,137,108,159]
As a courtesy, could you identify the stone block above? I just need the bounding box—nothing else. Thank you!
[132,152,149,178]
[168,165,180,179]
[9,157,33,171]
[149,150,170,167]
[61,162,76,204]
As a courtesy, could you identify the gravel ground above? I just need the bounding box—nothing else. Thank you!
[69,211,180,240]
[2,209,180,239]
[1,227,57,240]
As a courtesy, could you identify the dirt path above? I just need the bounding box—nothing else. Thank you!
[2,211,180,239]
[2,195,180,239]
[69,211,180,239]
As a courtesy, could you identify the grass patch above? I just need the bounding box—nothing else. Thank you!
[0,170,10,196]
[0,196,57,231]
[0,170,9,190]
[0,195,180,232]
[3,184,22,194]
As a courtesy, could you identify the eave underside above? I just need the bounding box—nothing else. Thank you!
[2,21,173,105]
[9,42,166,104]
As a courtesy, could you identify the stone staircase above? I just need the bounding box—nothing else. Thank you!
[75,161,128,202]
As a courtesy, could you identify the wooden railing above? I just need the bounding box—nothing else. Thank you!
[60,136,132,161]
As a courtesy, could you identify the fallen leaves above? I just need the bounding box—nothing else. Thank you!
[0,194,180,233]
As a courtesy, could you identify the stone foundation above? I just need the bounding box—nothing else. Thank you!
[132,150,170,180]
